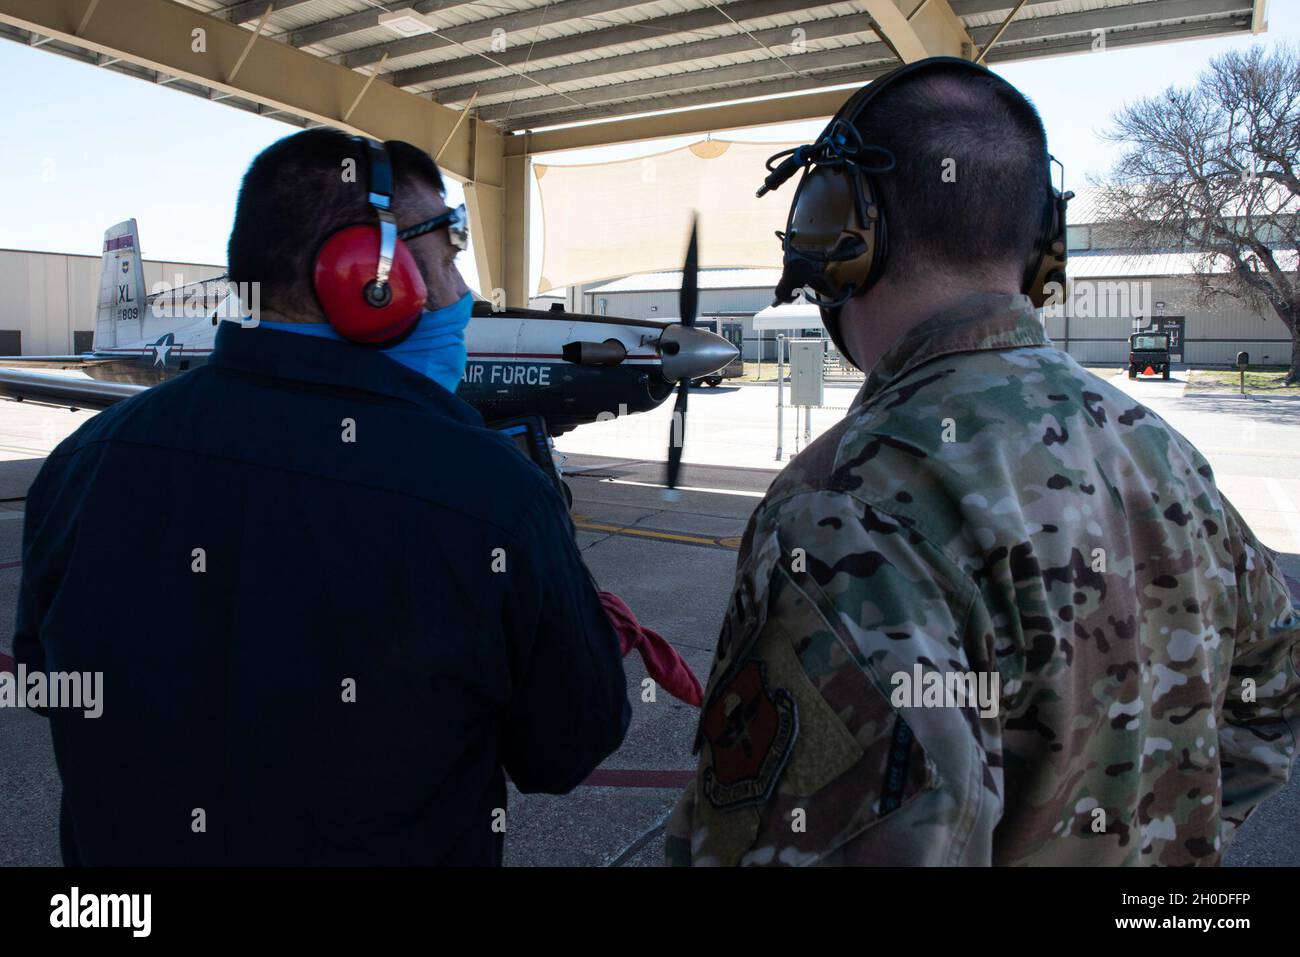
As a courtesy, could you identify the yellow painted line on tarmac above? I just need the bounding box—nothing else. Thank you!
[572,516,741,551]
[599,477,766,498]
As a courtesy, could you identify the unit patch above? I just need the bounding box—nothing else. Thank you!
[700,660,797,810]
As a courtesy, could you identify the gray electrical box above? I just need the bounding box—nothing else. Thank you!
[788,339,825,407]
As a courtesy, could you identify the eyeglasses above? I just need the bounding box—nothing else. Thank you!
[398,203,469,251]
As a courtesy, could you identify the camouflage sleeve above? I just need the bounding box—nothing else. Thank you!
[666,489,1003,866]
[1217,498,1300,846]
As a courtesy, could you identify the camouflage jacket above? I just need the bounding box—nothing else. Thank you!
[666,293,1300,866]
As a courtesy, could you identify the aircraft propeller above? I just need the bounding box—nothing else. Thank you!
[663,213,699,499]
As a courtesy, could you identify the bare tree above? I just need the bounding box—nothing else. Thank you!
[1097,44,1300,383]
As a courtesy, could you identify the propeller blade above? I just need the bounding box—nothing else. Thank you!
[679,213,698,329]
[665,377,688,494]
[665,213,698,499]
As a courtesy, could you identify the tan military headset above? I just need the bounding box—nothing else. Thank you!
[759,56,1072,368]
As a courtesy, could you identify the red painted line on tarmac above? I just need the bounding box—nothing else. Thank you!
[0,652,13,673]
[581,769,694,789]
[467,352,658,360]
[0,560,21,571]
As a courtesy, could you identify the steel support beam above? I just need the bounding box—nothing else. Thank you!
[498,0,1253,127]
[464,122,528,305]
[378,0,1056,87]
[222,0,313,25]
[502,147,530,306]
[389,0,835,89]
[464,179,504,299]
[505,69,883,132]
[502,6,1256,149]
[503,84,865,155]
[337,0,655,70]
[859,0,971,62]
[288,0,478,50]
[948,0,1053,13]
[478,41,891,122]
[0,0,501,188]
[976,8,1254,62]
[974,0,1028,63]
[1252,0,1269,33]
[433,12,875,104]
[531,0,1244,113]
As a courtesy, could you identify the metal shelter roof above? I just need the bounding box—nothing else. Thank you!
[0,1,1265,136]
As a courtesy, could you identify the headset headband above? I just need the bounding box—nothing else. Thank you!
[358,136,399,297]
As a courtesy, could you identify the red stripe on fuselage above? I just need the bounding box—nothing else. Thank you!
[97,348,214,355]
[468,352,657,360]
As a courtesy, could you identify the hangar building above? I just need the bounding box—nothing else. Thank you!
[0,248,224,356]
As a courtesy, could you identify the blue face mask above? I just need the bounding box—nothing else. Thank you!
[260,291,475,394]
[379,291,474,393]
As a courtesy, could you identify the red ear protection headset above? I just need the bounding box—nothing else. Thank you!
[313,137,428,345]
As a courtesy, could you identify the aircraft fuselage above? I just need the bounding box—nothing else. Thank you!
[81,304,684,433]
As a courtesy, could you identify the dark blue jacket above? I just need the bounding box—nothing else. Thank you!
[14,321,630,866]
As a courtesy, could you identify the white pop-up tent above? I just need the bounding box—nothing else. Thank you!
[752,300,825,332]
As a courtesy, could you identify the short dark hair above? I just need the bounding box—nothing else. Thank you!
[852,65,1049,285]
[227,129,445,315]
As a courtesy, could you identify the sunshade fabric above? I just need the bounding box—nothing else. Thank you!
[534,139,803,293]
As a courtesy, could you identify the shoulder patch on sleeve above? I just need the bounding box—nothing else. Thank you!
[700,660,798,810]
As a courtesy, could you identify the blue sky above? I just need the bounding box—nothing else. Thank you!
[0,3,1295,294]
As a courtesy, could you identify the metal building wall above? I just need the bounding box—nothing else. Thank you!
[1043,277,1291,366]
[0,249,224,354]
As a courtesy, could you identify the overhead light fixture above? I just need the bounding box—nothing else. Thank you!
[378,10,435,37]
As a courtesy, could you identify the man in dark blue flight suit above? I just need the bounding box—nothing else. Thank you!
[14,130,631,866]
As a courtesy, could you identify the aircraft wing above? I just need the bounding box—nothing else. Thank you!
[0,368,144,410]
[0,355,132,370]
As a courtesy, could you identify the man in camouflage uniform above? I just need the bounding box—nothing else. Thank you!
[667,61,1300,866]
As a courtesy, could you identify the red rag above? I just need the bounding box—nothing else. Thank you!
[598,591,704,707]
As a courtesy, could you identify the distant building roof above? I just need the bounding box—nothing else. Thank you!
[1066,187,1107,226]
[1067,184,1300,226]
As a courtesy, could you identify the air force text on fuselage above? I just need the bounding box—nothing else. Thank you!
[462,361,553,387]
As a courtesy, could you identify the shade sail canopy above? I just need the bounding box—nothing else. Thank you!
[535,139,801,293]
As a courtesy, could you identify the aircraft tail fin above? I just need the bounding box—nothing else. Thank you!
[94,219,147,351]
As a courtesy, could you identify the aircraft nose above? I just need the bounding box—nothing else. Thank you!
[658,324,739,382]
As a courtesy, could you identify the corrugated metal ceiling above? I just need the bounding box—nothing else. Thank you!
[53,0,1265,132]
